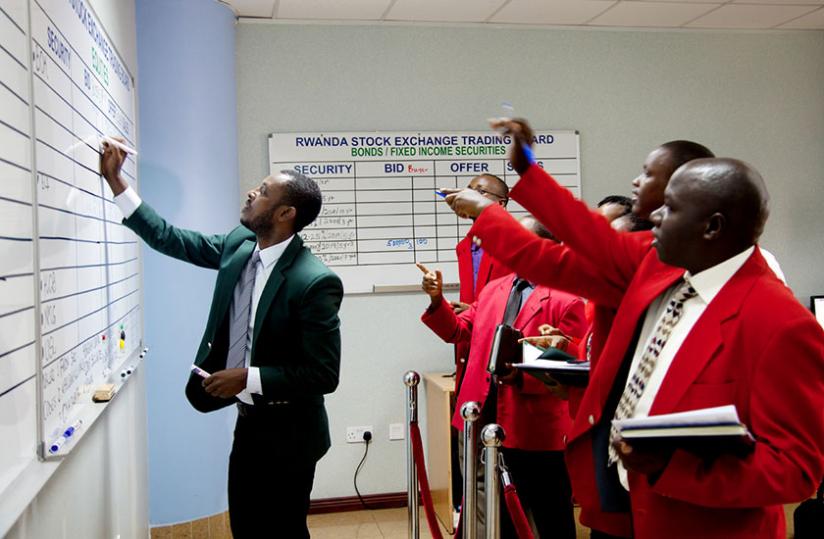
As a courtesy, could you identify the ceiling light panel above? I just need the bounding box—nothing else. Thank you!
[386,0,507,22]
[779,6,824,28]
[686,3,821,28]
[491,0,617,25]
[590,2,721,27]
[277,0,393,21]
[729,0,824,5]
[229,0,277,18]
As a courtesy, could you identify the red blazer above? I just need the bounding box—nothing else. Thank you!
[422,274,587,451]
[468,194,643,536]
[476,164,824,538]
[454,235,510,384]
[456,235,511,304]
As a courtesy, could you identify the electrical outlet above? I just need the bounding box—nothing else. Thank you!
[346,425,373,443]
[389,423,405,441]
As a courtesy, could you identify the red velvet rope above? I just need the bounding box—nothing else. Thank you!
[504,483,536,539]
[409,419,534,539]
[410,420,445,539]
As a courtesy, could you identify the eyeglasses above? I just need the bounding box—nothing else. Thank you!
[469,186,507,200]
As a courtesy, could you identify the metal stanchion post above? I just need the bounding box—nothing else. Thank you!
[481,424,505,539]
[404,371,421,539]
[461,401,482,539]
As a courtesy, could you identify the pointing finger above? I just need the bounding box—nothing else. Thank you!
[415,262,432,275]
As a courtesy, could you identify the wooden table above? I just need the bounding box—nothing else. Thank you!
[423,372,457,533]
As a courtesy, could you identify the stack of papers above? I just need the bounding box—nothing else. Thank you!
[515,343,590,387]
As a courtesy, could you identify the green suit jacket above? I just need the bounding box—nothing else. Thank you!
[124,203,343,461]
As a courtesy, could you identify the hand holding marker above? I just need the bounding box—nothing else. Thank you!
[100,136,138,156]
[191,365,211,379]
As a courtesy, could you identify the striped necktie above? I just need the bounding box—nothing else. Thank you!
[608,280,698,465]
[226,250,261,370]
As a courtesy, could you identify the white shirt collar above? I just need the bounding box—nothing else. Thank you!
[684,245,755,305]
[256,234,295,269]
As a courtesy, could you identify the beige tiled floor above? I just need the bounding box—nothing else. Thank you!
[309,505,801,538]
[308,507,447,539]
[307,506,592,538]
[151,502,800,538]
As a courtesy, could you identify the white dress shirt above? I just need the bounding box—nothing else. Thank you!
[113,186,294,404]
[617,246,755,489]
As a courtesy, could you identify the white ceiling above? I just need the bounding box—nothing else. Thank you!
[223,0,824,29]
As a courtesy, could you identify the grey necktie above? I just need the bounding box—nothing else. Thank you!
[226,250,261,370]
[608,280,698,465]
[502,278,531,326]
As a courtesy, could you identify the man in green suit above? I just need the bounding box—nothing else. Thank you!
[100,142,343,538]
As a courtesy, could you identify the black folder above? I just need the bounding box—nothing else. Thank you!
[614,406,755,459]
[486,324,524,376]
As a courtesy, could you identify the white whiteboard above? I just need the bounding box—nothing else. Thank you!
[0,0,142,505]
[269,130,581,294]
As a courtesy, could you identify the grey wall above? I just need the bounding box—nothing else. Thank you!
[236,22,824,498]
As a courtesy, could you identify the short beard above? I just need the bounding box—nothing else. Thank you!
[241,207,276,235]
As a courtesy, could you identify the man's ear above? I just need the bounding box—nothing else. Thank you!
[277,206,296,223]
[704,212,725,241]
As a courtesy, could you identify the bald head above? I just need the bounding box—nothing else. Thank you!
[650,158,769,273]
[520,215,557,242]
[685,158,769,243]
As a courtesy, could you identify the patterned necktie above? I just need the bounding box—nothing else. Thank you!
[226,250,261,370]
[608,280,698,465]
[502,278,531,326]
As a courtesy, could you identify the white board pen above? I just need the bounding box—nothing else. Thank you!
[100,136,138,156]
[63,419,83,438]
[191,365,211,379]
[49,436,67,454]
[49,420,83,453]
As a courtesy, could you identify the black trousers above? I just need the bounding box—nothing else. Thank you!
[228,413,318,539]
[451,426,463,510]
[500,447,576,539]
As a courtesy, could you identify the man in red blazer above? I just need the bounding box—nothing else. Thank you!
[450,173,512,519]
[446,122,824,538]
[453,147,710,538]
[454,173,512,386]
[419,216,587,539]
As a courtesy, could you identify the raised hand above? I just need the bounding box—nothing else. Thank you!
[489,117,535,175]
[99,137,129,196]
[416,262,443,304]
[441,187,493,220]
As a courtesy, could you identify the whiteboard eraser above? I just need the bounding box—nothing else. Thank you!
[92,384,116,402]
